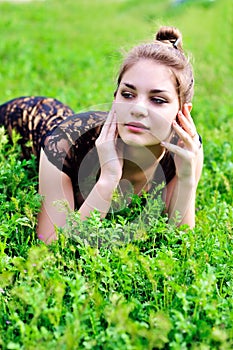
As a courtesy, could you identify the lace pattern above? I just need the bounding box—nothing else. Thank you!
[0,96,74,161]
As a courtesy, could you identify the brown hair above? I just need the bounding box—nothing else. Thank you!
[115,26,194,107]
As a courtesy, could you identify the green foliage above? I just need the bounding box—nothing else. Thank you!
[0,0,233,349]
[0,128,41,256]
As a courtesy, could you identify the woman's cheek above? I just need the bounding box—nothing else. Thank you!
[114,102,131,125]
[150,114,173,141]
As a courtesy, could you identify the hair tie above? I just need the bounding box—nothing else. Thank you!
[173,37,180,49]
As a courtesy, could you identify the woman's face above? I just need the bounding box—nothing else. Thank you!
[114,59,180,147]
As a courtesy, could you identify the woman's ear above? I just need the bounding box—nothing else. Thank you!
[176,103,193,125]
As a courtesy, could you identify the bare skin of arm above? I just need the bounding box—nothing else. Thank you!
[37,149,74,244]
[165,144,203,227]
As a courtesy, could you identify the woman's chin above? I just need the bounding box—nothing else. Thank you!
[122,137,161,148]
[118,130,162,147]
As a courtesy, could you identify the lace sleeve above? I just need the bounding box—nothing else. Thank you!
[42,127,74,177]
[41,111,107,180]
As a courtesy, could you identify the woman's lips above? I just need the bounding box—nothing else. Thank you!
[125,122,149,133]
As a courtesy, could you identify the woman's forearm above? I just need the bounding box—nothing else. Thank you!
[168,177,196,227]
[78,177,118,220]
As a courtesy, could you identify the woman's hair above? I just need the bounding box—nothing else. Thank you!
[115,26,194,107]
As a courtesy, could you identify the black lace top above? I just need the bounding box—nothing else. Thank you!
[0,96,74,159]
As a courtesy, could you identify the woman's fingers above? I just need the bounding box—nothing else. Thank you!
[161,140,191,159]
[161,105,201,157]
[172,120,194,148]
[98,108,117,139]
[177,105,197,138]
[173,107,200,149]
[95,106,123,181]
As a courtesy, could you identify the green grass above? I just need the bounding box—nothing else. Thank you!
[0,0,233,348]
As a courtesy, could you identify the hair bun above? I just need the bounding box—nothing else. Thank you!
[155,26,183,50]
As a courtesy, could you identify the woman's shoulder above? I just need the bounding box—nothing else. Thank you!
[60,110,108,127]
[58,110,107,141]
[43,110,107,143]
[41,110,107,177]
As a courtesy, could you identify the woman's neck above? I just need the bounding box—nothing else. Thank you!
[123,144,165,170]
[121,144,165,195]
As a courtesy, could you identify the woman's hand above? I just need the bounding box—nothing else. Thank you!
[161,104,202,184]
[78,108,124,220]
[95,108,124,185]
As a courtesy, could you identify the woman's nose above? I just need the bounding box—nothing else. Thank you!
[130,103,148,118]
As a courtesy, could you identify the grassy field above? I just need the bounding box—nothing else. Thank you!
[0,0,233,348]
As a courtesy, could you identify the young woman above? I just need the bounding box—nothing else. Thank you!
[0,26,203,244]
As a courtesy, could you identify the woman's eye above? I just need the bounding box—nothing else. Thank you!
[121,91,134,99]
[151,97,167,104]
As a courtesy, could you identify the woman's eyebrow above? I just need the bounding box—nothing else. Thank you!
[122,82,169,94]
[150,88,169,94]
[122,82,136,90]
